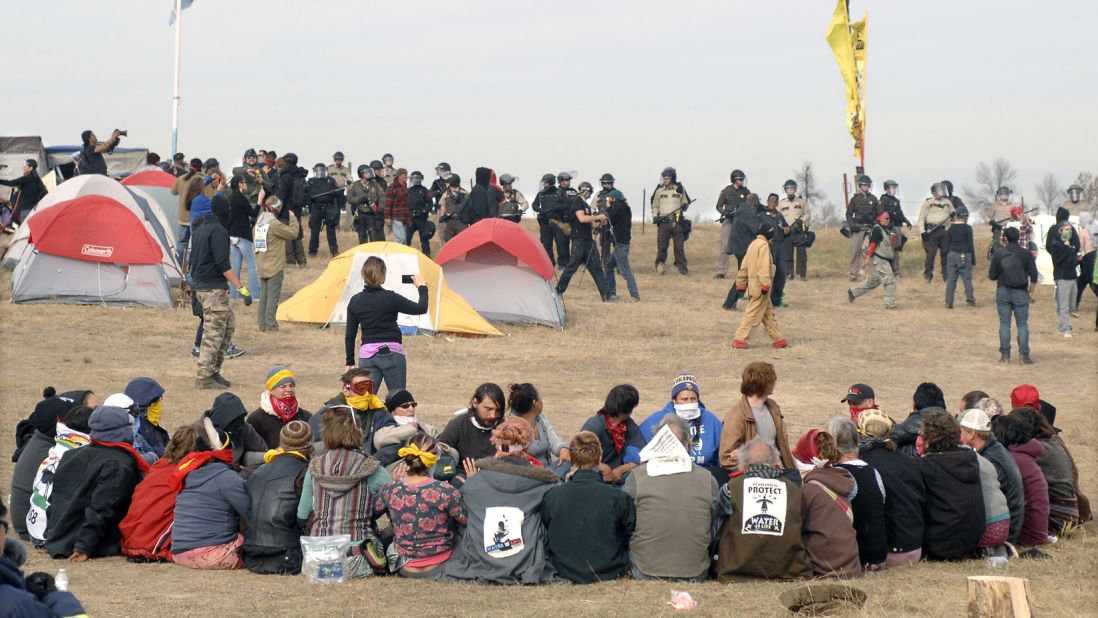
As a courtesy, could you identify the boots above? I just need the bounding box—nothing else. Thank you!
[999,351,1010,363]
[1020,353,1035,365]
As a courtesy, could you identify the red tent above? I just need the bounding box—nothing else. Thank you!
[436,218,554,279]
[121,169,176,188]
[28,195,164,264]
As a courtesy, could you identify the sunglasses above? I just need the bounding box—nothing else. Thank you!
[399,402,418,409]
[349,380,373,395]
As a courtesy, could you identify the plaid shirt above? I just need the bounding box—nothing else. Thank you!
[385,179,411,224]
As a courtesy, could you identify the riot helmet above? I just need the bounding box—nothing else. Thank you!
[931,182,947,198]
[357,164,370,179]
[313,163,328,178]
[409,171,424,186]
[282,153,298,166]
[333,151,345,161]
[661,167,677,182]
[1067,184,1084,202]
[599,173,615,185]
[730,169,746,182]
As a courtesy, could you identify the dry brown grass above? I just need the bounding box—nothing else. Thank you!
[2,221,1095,617]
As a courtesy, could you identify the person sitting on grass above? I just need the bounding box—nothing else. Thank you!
[958,410,1011,560]
[792,429,860,578]
[992,414,1049,558]
[438,383,506,474]
[203,392,268,472]
[171,419,248,570]
[889,382,948,457]
[640,373,725,482]
[25,406,94,547]
[507,383,570,473]
[45,405,151,561]
[542,431,635,584]
[443,416,560,584]
[244,420,314,575]
[1009,407,1084,538]
[918,411,985,561]
[310,369,394,457]
[579,384,645,485]
[373,389,443,470]
[246,367,312,450]
[124,377,170,465]
[371,432,466,579]
[828,417,889,571]
[298,407,391,578]
[0,500,87,618]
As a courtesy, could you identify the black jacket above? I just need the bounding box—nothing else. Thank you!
[0,173,47,212]
[532,188,562,221]
[244,454,308,574]
[1047,230,1081,281]
[45,443,143,557]
[978,436,1026,544]
[859,442,925,553]
[306,176,339,208]
[919,446,985,560]
[276,165,308,216]
[343,284,429,365]
[189,215,232,290]
[880,194,910,228]
[988,243,1038,289]
[607,200,632,245]
[464,167,502,225]
[728,203,760,256]
[837,462,889,566]
[408,184,432,216]
[889,407,941,457]
[542,469,635,583]
[246,407,313,450]
[226,191,259,240]
[204,393,268,469]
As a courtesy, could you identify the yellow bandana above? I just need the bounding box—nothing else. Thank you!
[345,392,384,411]
[146,400,163,426]
[263,448,308,463]
[397,443,439,468]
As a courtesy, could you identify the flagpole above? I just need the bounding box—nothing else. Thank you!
[860,17,868,170]
[170,0,183,156]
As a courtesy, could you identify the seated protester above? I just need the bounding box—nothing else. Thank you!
[0,501,87,618]
[298,406,391,578]
[438,383,506,468]
[958,403,1025,546]
[171,419,248,570]
[719,362,795,472]
[45,405,151,560]
[120,424,206,562]
[960,390,990,414]
[792,429,860,578]
[919,411,985,561]
[310,369,393,456]
[828,417,888,571]
[246,367,312,450]
[124,377,170,464]
[842,383,879,423]
[1010,385,1089,523]
[244,421,314,575]
[625,415,719,582]
[203,392,268,472]
[542,431,635,584]
[960,414,1013,561]
[26,406,94,546]
[442,416,559,584]
[10,388,94,541]
[992,414,1049,555]
[1011,407,1083,537]
[715,438,813,582]
[975,396,1005,418]
[375,390,455,480]
[855,410,926,566]
[507,383,570,472]
[580,384,645,484]
[889,382,948,457]
[371,433,466,579]
[640,373,725,482]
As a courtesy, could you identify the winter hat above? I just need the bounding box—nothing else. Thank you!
[208,392,248,432]
[1010,384,1040,410]
[671,374,699,400]
[124,377,164,409]
[28,388,82,436]
[385,389,416,412]
[103,393,135,409]
[856,409,893,438]
[1055,206,1070,223]
[959,409,992,432]
[279,420,313,453]
[265,366,295,392]
[89,405,135,443]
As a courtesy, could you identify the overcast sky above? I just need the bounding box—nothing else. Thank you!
[5,0,1097,220]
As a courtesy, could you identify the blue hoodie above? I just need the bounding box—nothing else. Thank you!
[638,402,723,467]
[0,555,86,617]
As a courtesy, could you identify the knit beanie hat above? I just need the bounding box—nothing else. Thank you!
[89,405,136,443]
[385,389,416,412]
[670,374,699,400]
[856,409,894,438]
[279,420,313,453]
[27,387,82,436]
[265,366,295,392]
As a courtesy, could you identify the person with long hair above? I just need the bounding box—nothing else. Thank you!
[992,414,1049,557]
[507,383,569,472]
[719,362,794,471]
[856,409,925,566]
[792,429,859,577]
[579,385,644,484]
[918,411,985,561]
[439,383,506,470]
[244,420,314,574]
[1009,407,1084,537]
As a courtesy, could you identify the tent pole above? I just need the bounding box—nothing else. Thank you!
[170,0,183,156]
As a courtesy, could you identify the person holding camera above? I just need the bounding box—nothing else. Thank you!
[345,257,428,395]
[78,129,124,176]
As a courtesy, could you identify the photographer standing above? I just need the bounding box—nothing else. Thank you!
[78,129,123,176]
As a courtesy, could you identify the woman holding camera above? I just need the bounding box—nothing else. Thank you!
[345,256,428,395]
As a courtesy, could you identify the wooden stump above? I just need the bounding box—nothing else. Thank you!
[966,576,1033,618]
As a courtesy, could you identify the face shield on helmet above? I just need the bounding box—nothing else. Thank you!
[313,164,328,178]
[1067,185,1084,202]
[996,187,1011,201]
[409,171,424,186]
[931,183,947,198]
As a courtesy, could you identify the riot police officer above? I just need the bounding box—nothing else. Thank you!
[347,165,386,243]
[845,175,880,281]
[879,180,911,276]
[917,183,956,282]
[327,151,353,229]
[438,174,468,243]
[714,169,749,278]
[406,171,435,255]
[380,153,397,187]
[650,167,692,275]
[555,173,610,301]
[306,163,341,257]
[430,162,452,207]
[532,173,570,267]
[370,160,387,191]
[592,173,617,267]
[777,179,809,280]
[761,193,791,306]
[498,173,528,223]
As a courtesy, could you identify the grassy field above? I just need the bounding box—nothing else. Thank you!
[1,220,1095,617]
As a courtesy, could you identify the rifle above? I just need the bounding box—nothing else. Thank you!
[991,208,1037,227]
[309,186,347,200]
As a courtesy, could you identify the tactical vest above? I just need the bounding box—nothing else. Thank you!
[871,224,894,260]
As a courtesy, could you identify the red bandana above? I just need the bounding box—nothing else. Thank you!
[93,440,152,475]
[603,414,626,455]
[524,454,544,468]
[168,449,236,493]
[270,394,300,423]
[849,404,879,423]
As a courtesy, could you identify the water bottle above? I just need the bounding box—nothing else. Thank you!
[986,556,1009,569]
[56,568,69,592]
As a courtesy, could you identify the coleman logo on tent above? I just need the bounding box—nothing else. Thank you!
[81,244,114,258]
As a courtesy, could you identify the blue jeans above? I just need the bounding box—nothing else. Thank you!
[358,350,407,396]
[229,238,260,300]
[392,220,408,245]
[996,287,1029,354]
[176,225,191,265]
[605,242,640,300]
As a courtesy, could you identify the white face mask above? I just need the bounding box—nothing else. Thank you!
[393,415,417,426]
[674,402,701,420]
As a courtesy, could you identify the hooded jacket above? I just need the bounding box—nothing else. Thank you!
[0,556,86,618]
[443,456,560,584]
[205,393,268,468]
[253,210,299,278]
[244,453,309,574]
[639,403,723,468]
[715,470,813,582]
[310,395,395,456]
[125,377,169,462]
[305,448,382,541]
[246,395,312,450]
[728,202,761,256]
[1009,439,1050,547]
[10,431,54,539]
[977,435,1025,544]
[889,406,943,457]
[919,446,985,559]
[542,469,635,583]
[463,167,502,225]
[1047,222,1081,281]
[801,466,860,577]
[836,461,889,567]
[171,459,249,554]
[275,164,309,216]
[120,458,180,561]
[189,213,232,290]
[859,441,925,553]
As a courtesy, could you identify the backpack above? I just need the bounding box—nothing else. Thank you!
[998,249,1028,288]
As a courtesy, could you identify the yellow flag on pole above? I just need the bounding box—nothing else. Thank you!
[826,0,865,160]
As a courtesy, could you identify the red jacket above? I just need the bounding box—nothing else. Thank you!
[1009,440,1049,547]
[385,179,411,224]
[119,459,177,561]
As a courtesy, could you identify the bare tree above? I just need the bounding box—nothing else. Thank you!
[961,157,1019,217]
[1034,172,1063,214]
[793,162,837,225]
[1074,171,1097,205]
[812,201,845,227]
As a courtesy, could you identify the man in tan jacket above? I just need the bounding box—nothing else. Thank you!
[718,361,795,471]
[731,222,788,349]
[253,197,300,332]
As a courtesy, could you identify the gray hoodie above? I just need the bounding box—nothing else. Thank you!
[171,461,250,554]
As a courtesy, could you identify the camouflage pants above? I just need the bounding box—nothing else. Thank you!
[851,256,897,308]
[196,289,235,379]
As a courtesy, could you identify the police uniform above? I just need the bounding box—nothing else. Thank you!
[651,183,691,274]
[715,184,749,276]
[985,200,1016,258]
[439,187,469,243]
[382,166,397,189]
[778,195,809,280]
[1062,197,1093,217]
[347,178,387,244]
[306,175,341,256]
[499,188,529,224]
[879,193,910,275]
[845,192,881,279]
[591,188,615,268]
[407,182,435,256]
[532,187,570,267]
[917,196,955,281]
[327,163,353,227]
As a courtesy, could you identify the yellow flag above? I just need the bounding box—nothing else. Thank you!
[850,14,867,158]
[826,0,864,158]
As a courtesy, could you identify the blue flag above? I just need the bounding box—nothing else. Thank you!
[169,0,193,26]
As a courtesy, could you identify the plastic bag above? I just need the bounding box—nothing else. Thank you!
[300,535,352,584]
[668,590,697,611]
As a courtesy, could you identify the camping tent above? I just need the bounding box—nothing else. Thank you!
[2,174,181,283]
[10,195,173,307]
[435,219,566,328]
[122,169,181,239]
[276,241,502,337]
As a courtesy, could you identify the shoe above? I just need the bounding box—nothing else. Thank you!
[605,294,619,302]
[999,351,1010,363]
[1017,547,1051,560]
[967,300,976,309]
[554,288,565,296]
[225,344,246,359]
[211,373,231,387]
[630,297,640,303]
[678,269,690,276]
[722,302,738,311]
[1020,353,1035,364]
[946,303,953,309]
[655,263,665,275]
[1003,542,1020,559]
[849,275,858,282]
[772,339,789,349]
[191,345,200,358]
[924,274,933,284]
[308,252,318,258]
[1063,331,1072,338]
[713,273,726,279]
[847,289,855,303]
[1071,312,1081,318]
[799,276,806,282]
[885,305,898,310]
[732,340,748,349]
[195,377,223,390]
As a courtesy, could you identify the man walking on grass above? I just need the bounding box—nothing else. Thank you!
[732,221,789,350]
